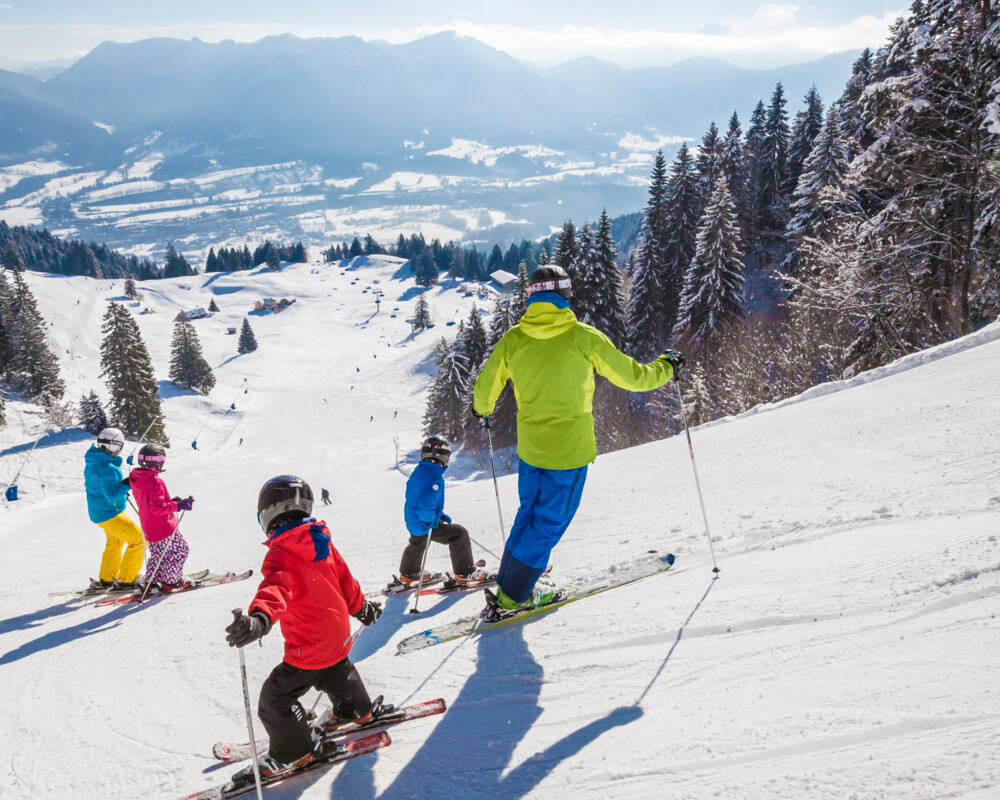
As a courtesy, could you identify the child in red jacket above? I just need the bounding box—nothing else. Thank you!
[225,475,382,780]
[128,443,194,589]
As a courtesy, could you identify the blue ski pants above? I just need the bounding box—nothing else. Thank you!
[497,459,587,603]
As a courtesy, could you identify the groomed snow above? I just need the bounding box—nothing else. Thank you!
[1,259,999,799]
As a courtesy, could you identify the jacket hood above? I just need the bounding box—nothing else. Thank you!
[85,444,121,468]
[266,517,332,563]
[518,301,577,340]
[128,467,160,491]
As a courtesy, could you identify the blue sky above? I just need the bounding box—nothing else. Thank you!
[0,1,904,69]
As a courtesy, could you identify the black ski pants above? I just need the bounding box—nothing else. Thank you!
[399,521,474,578]
[258,658,371,764]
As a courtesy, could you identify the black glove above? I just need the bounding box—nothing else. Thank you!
[225,610,271,648]
[120,476,131,487]
[352,599,382,626]
[658,350,686,374]
[171,496,180,502]
[471,406,493,428]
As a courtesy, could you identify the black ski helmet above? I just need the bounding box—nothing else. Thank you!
[257,475,314,534]
[527,264,572,300]
[137,443,167,471]
[420,436,451,467]
[96,427,125,456]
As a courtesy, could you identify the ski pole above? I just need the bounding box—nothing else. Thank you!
[675,379,720,574]
[408,531,435,615]
[233,610,265,800]
[468,534,502,563]
[484,423,507,550]
[137,510,185,604]
[124,419,157,465]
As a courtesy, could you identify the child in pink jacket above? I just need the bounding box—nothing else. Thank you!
[128,444,194,589]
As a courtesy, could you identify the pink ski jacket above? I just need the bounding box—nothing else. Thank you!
[129,468,180,542]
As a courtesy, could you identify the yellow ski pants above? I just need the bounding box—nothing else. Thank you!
[96,511,145,582]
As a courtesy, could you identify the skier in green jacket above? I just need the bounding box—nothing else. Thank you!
[472,264,684,616]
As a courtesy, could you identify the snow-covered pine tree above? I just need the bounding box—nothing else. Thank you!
[626,149,670,361]
[459,305,489,373]
[412,292,432,331]
[3,270,65,399]
[0,394,5,428]
[123,278,139,300]
[481,296,518,449]
[761,82,790,213]
[679,362,712,427]
[742,100,769,266]
[488,295,517,348]
[720,111,743,194]
[674,173,745,356]
[553,220,580,276]
[834,48,874,157]
[3,239,25,271]
[695,121,722,211]
[760,82,791,249]
[850,0,999,350]
[785,106,856,270]
[785,85,824,196]
[512,261,529,320]
[208,298,220,313]
[79,390,108,434]
[169,317,216,394]
[163,244,194,278]
[100,302,167,443]
[590,210,627,347]
[422,336,470,443]
[572,222,598,323]
[661,143,700,336]
[237,317,258,354]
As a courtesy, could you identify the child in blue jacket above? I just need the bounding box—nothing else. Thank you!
[83,427,145,589]
[398,436,489,586]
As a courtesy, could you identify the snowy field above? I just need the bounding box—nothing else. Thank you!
[1,258,999,799]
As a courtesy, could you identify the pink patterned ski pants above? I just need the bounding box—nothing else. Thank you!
[146,532,189,584]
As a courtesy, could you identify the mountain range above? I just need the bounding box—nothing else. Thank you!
[0,32,860,254]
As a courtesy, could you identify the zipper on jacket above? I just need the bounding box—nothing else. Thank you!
[565,469,582,514]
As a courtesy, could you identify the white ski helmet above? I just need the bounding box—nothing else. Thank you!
[96,427,125,456]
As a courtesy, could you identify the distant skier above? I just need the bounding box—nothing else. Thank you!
[472,265,683,615]
[321,488,332,505]
[398,437,490,587]
[128,444,194,590]
[83,428,145,590]
[224,476,383,783]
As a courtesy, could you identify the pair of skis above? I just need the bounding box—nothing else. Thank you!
[95,570,254,606]
[182,698,446,799]
[396,552,676,653]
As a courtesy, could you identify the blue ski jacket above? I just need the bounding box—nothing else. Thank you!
[84,444,130,524]
[404,461,447,536]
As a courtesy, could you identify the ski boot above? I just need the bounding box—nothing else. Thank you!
[453,567,492,586]
[397,570,435,588]
[229,749,314,788]
[88,578,115,591]
[481,579,561,622]
[153,579,193,594]
[112,578,145,593]
[323,695,392,734]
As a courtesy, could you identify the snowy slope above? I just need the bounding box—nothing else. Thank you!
[1,262,999,800]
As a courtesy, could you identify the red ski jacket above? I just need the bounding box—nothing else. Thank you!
[128,468,179,542]
[249,518,364,670]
